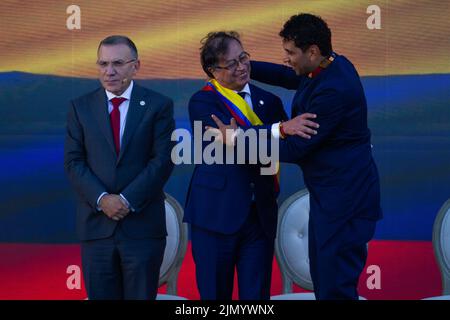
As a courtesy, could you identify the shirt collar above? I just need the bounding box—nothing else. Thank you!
[105,80,134,101]
[308,53,336,78]
[233,83,251,97]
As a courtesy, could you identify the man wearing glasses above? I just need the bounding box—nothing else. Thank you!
[209,14,383,300]
[64,35,175,299]
[184,31,317,300]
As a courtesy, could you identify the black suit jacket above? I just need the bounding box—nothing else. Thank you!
[64,83,175,241]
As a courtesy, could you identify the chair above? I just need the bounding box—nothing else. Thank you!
[422,198,450,300]
[83,193,188,300]
[271,189,315,300]
[156,193,189,300]
[271,189,367,300]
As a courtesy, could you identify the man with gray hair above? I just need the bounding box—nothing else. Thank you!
[64,35,175,299]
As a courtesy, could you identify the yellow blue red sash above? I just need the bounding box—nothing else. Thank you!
[202,79,280,193]
[202,79,263,127]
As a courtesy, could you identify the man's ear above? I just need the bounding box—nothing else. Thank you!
[309,45,321,58]
[133,59,141,74]
[208,67,216,79]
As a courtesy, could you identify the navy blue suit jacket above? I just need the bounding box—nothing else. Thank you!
[184,83,287,239]
[251,55,382,247]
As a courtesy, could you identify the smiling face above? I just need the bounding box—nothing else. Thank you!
[97,43,140,95]
[210,39,250,91]
[282,39,317,76]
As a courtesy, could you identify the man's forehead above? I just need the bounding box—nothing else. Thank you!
[282,39,296,49]
[98,44,133,59]
[222,48,246,62]
[222,51,246,62]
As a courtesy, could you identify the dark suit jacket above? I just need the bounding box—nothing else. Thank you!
[64,83,175,241]
[184,83,287,239]
[251,56,382,247]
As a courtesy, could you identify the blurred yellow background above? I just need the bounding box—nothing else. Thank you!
[1,0,449,78]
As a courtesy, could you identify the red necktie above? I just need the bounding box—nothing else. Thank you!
[110,97,127,155]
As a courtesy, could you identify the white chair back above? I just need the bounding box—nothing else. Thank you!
[158,193,188,296]
[432,198,450,295]
[273,189,369,300]
[275,189,314,292]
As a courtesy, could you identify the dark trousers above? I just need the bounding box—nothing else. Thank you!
[81,224,166,300]
[308,217,376,300]
[191,204,275,300]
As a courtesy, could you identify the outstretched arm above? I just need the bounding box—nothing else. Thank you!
[207,88,344,164]
[251,61,306,90]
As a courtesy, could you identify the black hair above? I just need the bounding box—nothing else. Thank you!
[279,13,332,56]
[200,31,242,78]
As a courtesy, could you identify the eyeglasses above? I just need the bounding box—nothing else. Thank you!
[96,59,136,69]
[214,52,250,71]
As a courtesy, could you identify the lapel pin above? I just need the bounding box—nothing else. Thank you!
[140,100,146,106]
[259,100,264,106]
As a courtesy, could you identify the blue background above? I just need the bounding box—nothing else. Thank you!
[0,72,449,243]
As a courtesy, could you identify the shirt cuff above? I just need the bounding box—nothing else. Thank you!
[120,193,135,212]
[96,192,108,211]
[271,122,281,139]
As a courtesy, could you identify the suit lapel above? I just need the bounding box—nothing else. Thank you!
[249,84,268,123]
[117,84,149,163]
[91,89,117,156]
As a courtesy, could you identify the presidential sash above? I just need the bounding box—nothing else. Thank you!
[202,79,280,193]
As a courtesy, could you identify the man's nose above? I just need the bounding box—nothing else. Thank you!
[236,60,247,71]
[105,64,116,75]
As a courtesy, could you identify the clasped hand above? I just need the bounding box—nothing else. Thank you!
[99,194,130,221]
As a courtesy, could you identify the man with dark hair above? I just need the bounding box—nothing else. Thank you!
[279,13,332,57]
[210,14,382,300]
[184,31,318,300]
[64,35,175,299]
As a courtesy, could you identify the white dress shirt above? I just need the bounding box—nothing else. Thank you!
[234,83,254,110]
[97,81,135,212]
[235,83,256,200]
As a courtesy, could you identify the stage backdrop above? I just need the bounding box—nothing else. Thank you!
[0,0,449,299]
